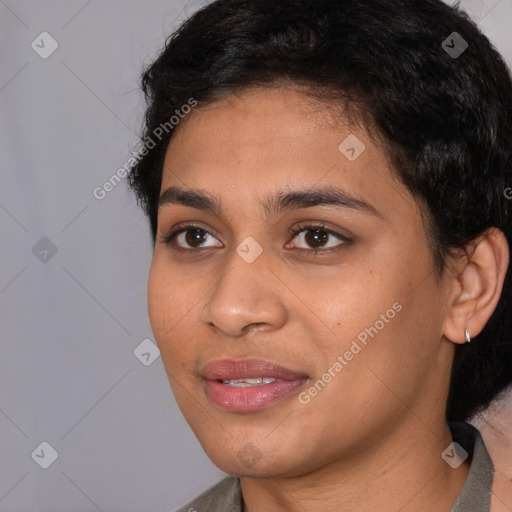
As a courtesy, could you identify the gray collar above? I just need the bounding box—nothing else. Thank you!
[449,421,494,512]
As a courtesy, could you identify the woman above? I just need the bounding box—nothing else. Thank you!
[128,0,512,510]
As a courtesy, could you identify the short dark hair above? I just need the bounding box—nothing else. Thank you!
[127,0,512,422]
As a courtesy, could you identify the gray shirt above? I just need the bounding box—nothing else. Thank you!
[175,421,493,512]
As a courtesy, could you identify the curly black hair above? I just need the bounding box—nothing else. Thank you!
[127,0,512,422]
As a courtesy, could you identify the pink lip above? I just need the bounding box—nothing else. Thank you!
[201,359,309,412]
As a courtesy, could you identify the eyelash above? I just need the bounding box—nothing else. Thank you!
[159,222,352,254]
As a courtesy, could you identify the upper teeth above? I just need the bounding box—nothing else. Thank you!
[222,377,276,387]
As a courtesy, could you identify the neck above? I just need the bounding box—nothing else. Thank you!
[240,420,470,512]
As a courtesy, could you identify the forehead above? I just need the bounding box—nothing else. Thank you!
[160,86,415,222]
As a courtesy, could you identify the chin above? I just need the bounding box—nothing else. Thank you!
[201,441,311,479]
[209,457,289,479]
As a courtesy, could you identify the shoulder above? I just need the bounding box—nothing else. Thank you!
[174,476,241,512]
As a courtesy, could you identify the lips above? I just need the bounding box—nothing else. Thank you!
[201,359,309,412]
[202,358,308,381]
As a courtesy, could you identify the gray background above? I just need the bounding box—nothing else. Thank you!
[0,1,511,511]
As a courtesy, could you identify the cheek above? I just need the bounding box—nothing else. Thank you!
[147,260,170,339]
[305,256,431,382]
[340,283,441,407]
[147,256,205,370]
[147,257,186,352]
[295,265,394,349]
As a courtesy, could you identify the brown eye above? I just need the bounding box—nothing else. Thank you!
[304,229,329,248]
[288,224,352,252]
[160,225,223,249]
[184,228,208,247]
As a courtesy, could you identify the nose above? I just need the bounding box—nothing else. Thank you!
[200,248,288,338]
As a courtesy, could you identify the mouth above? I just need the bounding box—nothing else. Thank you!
[201,358,309,412]
[220,377,280,387]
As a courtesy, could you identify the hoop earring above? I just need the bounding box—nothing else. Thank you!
[465,328,471,344]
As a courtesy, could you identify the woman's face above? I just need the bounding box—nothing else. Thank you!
[148,86,455,477]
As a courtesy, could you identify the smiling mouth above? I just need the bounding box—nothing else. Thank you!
[201,358,309,411]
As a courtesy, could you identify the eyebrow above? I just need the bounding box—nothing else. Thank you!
[158,185,383,218]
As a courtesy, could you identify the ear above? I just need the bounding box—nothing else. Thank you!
[442,227,509,344]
